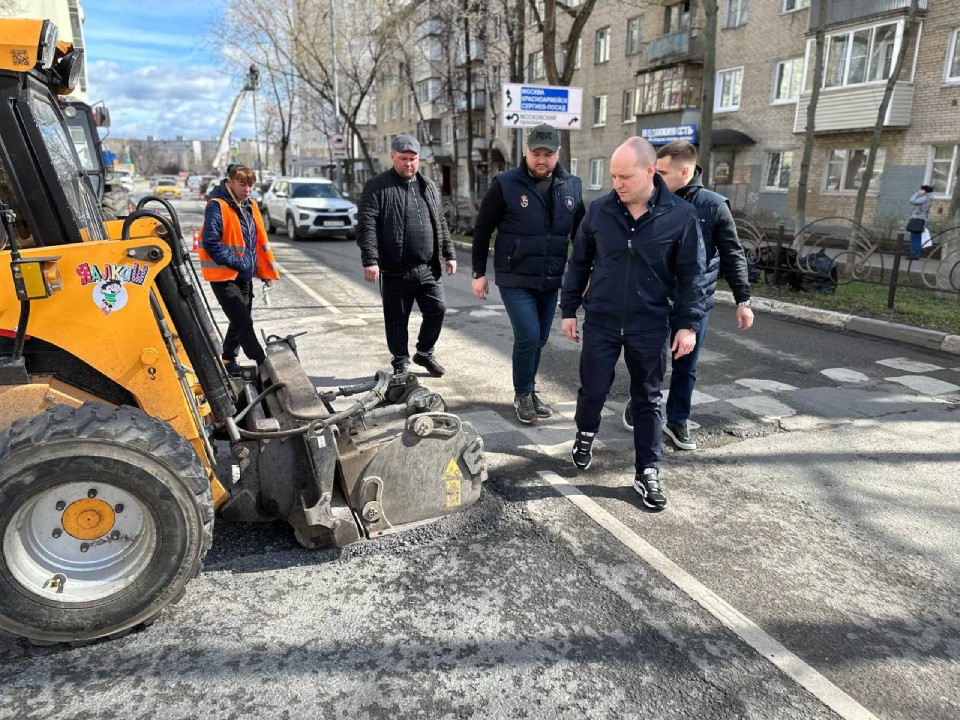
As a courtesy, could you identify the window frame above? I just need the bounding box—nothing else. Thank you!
[595,27,611,65]
[782,0,809,13]
[762,151,793,192]
[820,147,887,195]
[806,19,903,91]
[724,0,749,30]
[715,67,744,112]
[592,95,608,126]
[528,50,546,81]
[925,144,959,197]
[622,89,636,123]
[773,57,804,104]
[569,157,578,177]
[945,28,960,84]
[588,158,605,189]
[626,16,643,56]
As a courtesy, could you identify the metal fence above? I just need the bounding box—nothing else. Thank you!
[734,213,960,307]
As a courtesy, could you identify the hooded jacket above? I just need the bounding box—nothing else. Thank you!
[560,174,707,333]
[675,167,751,310]
[200,182,278,283]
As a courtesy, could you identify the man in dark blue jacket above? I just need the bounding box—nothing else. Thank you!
[561,137,706,511]
[622,140,753,450]
[471,124,585,424]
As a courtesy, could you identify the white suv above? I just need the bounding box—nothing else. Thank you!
[260,177,357,240]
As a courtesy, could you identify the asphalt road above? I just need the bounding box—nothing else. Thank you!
[2,200,958,720]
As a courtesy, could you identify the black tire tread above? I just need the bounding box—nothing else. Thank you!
[0,403,214,646]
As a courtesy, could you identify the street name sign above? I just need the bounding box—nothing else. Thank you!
[501,84,583,130]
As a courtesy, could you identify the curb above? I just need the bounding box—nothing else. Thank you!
[714,290,960,356]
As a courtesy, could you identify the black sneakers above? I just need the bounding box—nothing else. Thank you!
[514,393,538,424]
[571,430,595,470]
[531,391,552,418]
[622,402,633,430]
[222,359,242,378]
[413,352,445,377]
[634,468,667,511]
[392,356,411,375]
[663,421,696,451]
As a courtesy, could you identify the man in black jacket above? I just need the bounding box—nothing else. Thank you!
[561,137,706,512]
[622,140,754,451]
[471,124,585,424]
[357,134,456,376]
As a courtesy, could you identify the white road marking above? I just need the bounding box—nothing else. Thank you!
[275,262,343,314]
[728,395,797,420]
[468,309,501,318]
[536,470,881,720]
[876,357,943,373]
[735,378,799,393]
[884,375,960,395]
[689,388,720,405]
[821,368,870,383]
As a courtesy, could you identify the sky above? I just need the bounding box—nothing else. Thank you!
[81,0,259,140]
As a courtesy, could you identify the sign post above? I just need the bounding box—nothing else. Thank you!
[501,84,583,130]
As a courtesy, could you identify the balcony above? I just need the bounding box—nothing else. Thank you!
[794,81,913,133]
[808,0,927,29]
[647,30,704,65]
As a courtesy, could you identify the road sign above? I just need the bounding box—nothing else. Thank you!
[330,133,346,151]
[332,149,348,160]
[501,84,583,130]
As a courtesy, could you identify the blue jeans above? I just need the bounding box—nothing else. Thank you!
[910,232,922,259]
[664,311,710,426]
[499,286,559,395]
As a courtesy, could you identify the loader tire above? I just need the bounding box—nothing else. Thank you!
[0,403,213,645]
[100,187,129,221]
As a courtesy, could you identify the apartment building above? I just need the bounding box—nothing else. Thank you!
[372,0,960,228]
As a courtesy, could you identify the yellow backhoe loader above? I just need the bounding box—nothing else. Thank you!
[0,19,486,646]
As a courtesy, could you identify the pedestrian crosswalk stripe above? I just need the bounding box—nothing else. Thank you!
[735,378,798,393]
[884,375,960,395]
[876,357,943,373]
[821,368,870,383]
[728,396,796,420]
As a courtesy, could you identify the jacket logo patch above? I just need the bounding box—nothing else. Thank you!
[520,194,529,208]
[564,196,575,211]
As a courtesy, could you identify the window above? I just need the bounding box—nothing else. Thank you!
[626,17,642,56]
[716,67,743,112]
[636,64,703,115]
[569,158,578,177]
[595,27,611,64]
[589,158,605,189]
[926,145,958,196]
[592,95,607,126]
[664,1,691,34]
[575,39,582,69]
[528,50,545,81]
[774,58,804,102]
[783,0,809,11]
[724,0,749,29]
[425,38,442,62]
[821,22,897,88]
[622,90,635,122]
[416,78,441,103]
[492,65,501,90]
[763,151,793,190]
[946,28,960,83]
[530,0,544,27]
[492,15,501,41]
[822,148,886,193]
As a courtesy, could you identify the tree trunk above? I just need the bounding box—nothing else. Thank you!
[795,0,828,245]
[699,0,718,184]
[852,0,920,238]
[464,4,476,206]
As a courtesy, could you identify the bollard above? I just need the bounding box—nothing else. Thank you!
[887,232,904,309]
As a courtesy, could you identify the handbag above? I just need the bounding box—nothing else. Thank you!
[906,217,925,233]
[920,228,932,249]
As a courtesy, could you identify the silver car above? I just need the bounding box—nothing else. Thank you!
[260,177,357,240]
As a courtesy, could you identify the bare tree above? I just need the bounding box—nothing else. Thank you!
[794,0,828,240]
[852,0,921,231]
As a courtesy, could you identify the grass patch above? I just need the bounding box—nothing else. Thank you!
[721,279,960,335]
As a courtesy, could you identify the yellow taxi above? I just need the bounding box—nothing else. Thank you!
[153,176,182,199]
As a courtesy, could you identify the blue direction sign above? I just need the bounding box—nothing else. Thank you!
[502,84,583,130]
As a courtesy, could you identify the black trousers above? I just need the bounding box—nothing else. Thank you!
[210,279,266,364]
[380,264,446,361]
[574,320,670,472]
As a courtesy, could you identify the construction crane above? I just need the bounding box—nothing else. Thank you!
[211,64,259,172]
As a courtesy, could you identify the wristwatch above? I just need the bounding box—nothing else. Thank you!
[737,299,752,308]
[472,271,485,280]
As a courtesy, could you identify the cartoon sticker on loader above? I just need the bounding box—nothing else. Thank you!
[75,261,150,316]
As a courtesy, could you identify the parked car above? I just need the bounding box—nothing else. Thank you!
[153,176,181,199]
[260,177,357,240]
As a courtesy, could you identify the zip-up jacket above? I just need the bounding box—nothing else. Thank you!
[676,167,751,311]
[200,183,278,283]
[560,174,707,333]
[472,162,585,290]
[357,169,454,275]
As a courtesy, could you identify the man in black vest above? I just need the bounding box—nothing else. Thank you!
[357,134,456,376]
[622,140,753,450]
[471,124,585,424]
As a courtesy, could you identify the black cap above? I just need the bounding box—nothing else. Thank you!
[391,134,421,154]
[527,124,560,152]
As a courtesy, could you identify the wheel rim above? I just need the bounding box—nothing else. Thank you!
[3,481,157,603]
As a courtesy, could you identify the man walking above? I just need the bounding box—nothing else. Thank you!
[471,124,585,424]
[622,140,753,450]
[561,137,706,512]
[357,134,456,376]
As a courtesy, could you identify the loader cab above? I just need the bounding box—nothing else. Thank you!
[0,19,106,248]
[59,98,111,201]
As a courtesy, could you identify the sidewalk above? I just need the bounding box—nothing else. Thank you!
[453,238,960,357]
